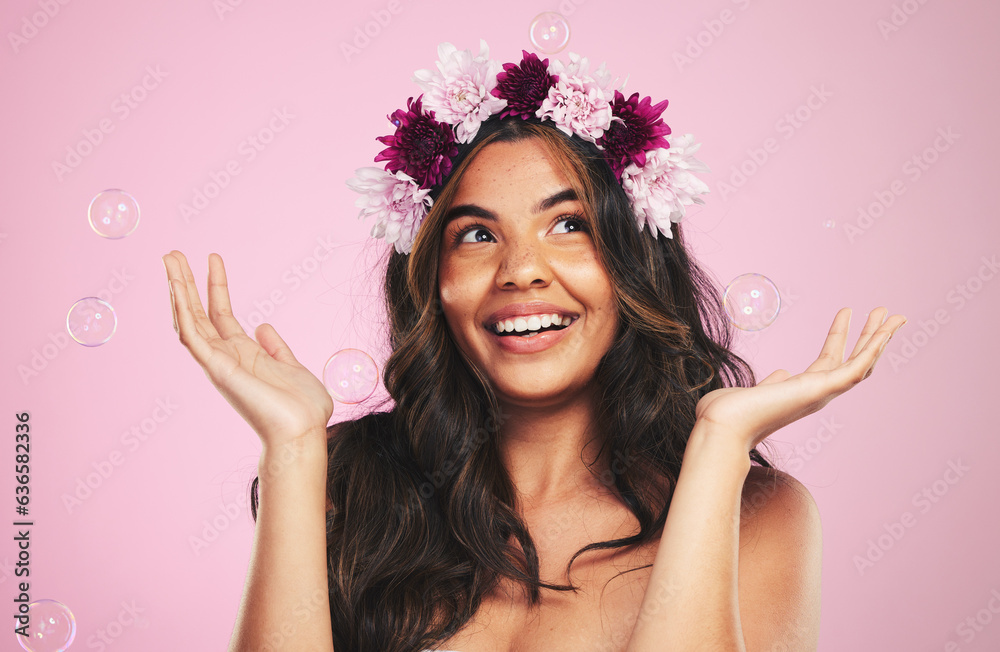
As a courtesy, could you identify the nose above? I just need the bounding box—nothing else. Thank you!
[495,238,551,291]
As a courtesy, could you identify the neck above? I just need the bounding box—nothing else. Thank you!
[496,386,615,511]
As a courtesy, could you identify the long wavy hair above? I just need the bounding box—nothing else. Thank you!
[251,117,777,651]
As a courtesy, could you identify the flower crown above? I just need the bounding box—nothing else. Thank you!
[347,40,710,254]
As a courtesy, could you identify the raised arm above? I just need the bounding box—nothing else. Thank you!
[163,251,335,651]
[626,307,906,651]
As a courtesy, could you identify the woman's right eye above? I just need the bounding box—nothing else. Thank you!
[459,227,495,244]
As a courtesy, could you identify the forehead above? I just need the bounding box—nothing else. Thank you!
[449,139,573,208]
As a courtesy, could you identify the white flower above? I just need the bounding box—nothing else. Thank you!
[346,167,433,254]
[548,52,627,96]
[536,74,613,143]
[620,135,710,239]
[413,40,508,144]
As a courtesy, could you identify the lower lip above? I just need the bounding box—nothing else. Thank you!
[489,321,574,353]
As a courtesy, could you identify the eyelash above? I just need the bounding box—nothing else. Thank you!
[452,212,590,245]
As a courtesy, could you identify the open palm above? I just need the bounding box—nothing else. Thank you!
[163,251,334,448]
[695,307,907,454]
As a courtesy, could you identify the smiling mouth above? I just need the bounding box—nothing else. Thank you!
[490,314,576,337]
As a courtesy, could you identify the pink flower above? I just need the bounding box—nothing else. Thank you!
[598,91,672,178]
[346,167,433,254]
[374,96,458,189]
[537,74,613,143]
[412,40,507,144]
[548,53,625,96]
[492,50,557,120]
[620,135,710,239]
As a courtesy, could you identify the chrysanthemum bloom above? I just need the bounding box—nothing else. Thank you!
[413,40,507,144]
[620,135,710,239]
[492,50,557,120]
[374,96,459,189]
[536,74,613,143]
[598,91,672,178]
[346,167,433,254]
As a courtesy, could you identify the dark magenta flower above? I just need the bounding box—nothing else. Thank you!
[597,91,672,178]
[491,50,557,120]
[375,96,458,189]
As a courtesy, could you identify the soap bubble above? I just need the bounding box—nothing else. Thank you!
[723,273,781,331]
[16,599,76,652]
[323,349,378,404]
[823,219,836,229]
[67,297,117,346]
[88,189,140,239]
[529,12,570,54]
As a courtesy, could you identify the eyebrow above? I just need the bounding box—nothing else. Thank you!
[443,188,579,227]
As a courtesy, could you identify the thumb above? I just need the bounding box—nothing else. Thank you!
[255,323,301,366]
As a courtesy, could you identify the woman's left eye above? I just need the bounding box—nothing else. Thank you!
[552,216,587,234]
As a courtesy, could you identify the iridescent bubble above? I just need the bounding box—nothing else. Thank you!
[529,12,570,54]
[823,219,836,229]
[66,297,117,346]
[323,349,378,404]
[723,273,781,331]
[88,189,140,239]
[17,599,76,652]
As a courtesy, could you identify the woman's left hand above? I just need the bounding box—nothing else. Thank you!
[694,306,907,454]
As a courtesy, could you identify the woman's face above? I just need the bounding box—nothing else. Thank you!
[437,138,618,408]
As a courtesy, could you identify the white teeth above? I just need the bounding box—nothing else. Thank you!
[491,313,574,334]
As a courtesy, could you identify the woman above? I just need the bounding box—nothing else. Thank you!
[162,43,906,651]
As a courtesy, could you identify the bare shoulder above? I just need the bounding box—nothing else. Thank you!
[737,465,822,650]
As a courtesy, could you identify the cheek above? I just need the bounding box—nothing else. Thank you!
[438,262,483,336]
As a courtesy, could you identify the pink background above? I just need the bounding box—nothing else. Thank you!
[2,0,999,650]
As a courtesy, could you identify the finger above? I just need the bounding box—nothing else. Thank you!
[172,250,211,327]
[255,323,302,366]
[168,274,222,366]
[757,369,792,386]
[846,307,888,362]
[164,251,220,344]
[206,253,248,340]
[830,313,907,385]
[804,307,852,373]
[163,253,211,342]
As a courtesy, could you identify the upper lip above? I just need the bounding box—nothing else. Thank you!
[484,301,579,327]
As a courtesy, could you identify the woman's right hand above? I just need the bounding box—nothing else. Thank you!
[162,250,334,450]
